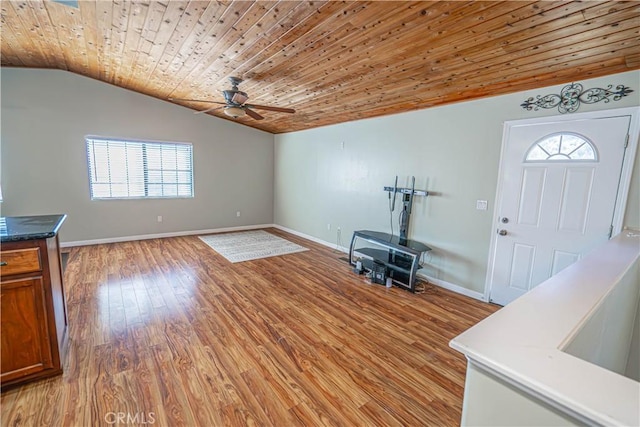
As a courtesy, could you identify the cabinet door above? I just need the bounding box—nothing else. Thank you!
[1,277,54,383]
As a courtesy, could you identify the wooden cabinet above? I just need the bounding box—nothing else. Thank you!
[1,236,67,388]
[1,277,54,382]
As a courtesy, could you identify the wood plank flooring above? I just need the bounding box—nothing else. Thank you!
[1,228,499,426]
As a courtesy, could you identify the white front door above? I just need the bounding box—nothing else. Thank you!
[488,114,632,306]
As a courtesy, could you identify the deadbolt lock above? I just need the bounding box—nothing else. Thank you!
[501,217,509,223]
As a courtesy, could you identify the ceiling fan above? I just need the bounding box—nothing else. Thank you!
[169,77,295,121]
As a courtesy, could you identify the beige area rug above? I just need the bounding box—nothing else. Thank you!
[199,230,309,263]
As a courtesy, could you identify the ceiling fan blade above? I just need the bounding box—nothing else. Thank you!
[169,97,226,104]
[195,105,225,115]
[245,104,295,113]
[244,108,264,120]
[231,92,249,104]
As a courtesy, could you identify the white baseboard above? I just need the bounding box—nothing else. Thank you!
[61,223,275,248]
[417,272,485,301]
[274,225,485,301]
[62,223,487,302]
[272,224,350,253]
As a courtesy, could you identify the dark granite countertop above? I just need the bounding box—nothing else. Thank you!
[0,214,67,243]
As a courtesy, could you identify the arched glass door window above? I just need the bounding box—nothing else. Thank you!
[525,133,597,162]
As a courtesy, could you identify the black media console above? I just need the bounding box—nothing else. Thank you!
[349,230,432,292]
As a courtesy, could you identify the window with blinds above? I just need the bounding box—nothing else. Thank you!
[86,137,194,200]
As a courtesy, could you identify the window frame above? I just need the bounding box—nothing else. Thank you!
[85,136,195,201]
[523,132,598,163]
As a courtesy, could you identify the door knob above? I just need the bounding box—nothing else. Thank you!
[498,229,508,236]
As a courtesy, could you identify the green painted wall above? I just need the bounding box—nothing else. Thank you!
[274,70,640,295]
[1,68,274,243]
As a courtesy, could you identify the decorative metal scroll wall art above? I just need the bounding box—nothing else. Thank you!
[521,83,633,114]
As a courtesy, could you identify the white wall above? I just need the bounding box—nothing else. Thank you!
[627,299,640,381]
[563,254,640,379]
[0,68,274,243]
[460,363,580,426]
[274,70,640,294]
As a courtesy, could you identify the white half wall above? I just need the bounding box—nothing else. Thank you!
[451,232,640,426]
[0,68,275,243]
[460,363,580,427]
[274,70,640,294]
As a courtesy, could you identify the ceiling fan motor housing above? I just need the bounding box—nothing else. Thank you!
[169,75,292,120]
[223,89,247,104]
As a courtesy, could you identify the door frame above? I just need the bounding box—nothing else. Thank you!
[484,106,640,302]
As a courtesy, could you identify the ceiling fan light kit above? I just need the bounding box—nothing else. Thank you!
[224,106,246,118]
[169,76,295,121]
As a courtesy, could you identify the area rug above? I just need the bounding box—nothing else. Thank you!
[199,230,308,263]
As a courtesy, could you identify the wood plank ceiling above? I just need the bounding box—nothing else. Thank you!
[1,1,639,134]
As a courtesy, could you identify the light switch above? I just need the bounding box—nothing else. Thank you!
[476,200,488,210]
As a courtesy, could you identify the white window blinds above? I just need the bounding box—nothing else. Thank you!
[86,137,194,200]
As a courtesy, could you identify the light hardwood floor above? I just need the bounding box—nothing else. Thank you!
[1,228,499,426]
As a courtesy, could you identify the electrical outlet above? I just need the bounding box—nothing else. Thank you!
[236,211,241,217]
[476,200,488,211]
[157,215,163,222]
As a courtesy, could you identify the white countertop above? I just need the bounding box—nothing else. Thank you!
[450,232,640,426]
